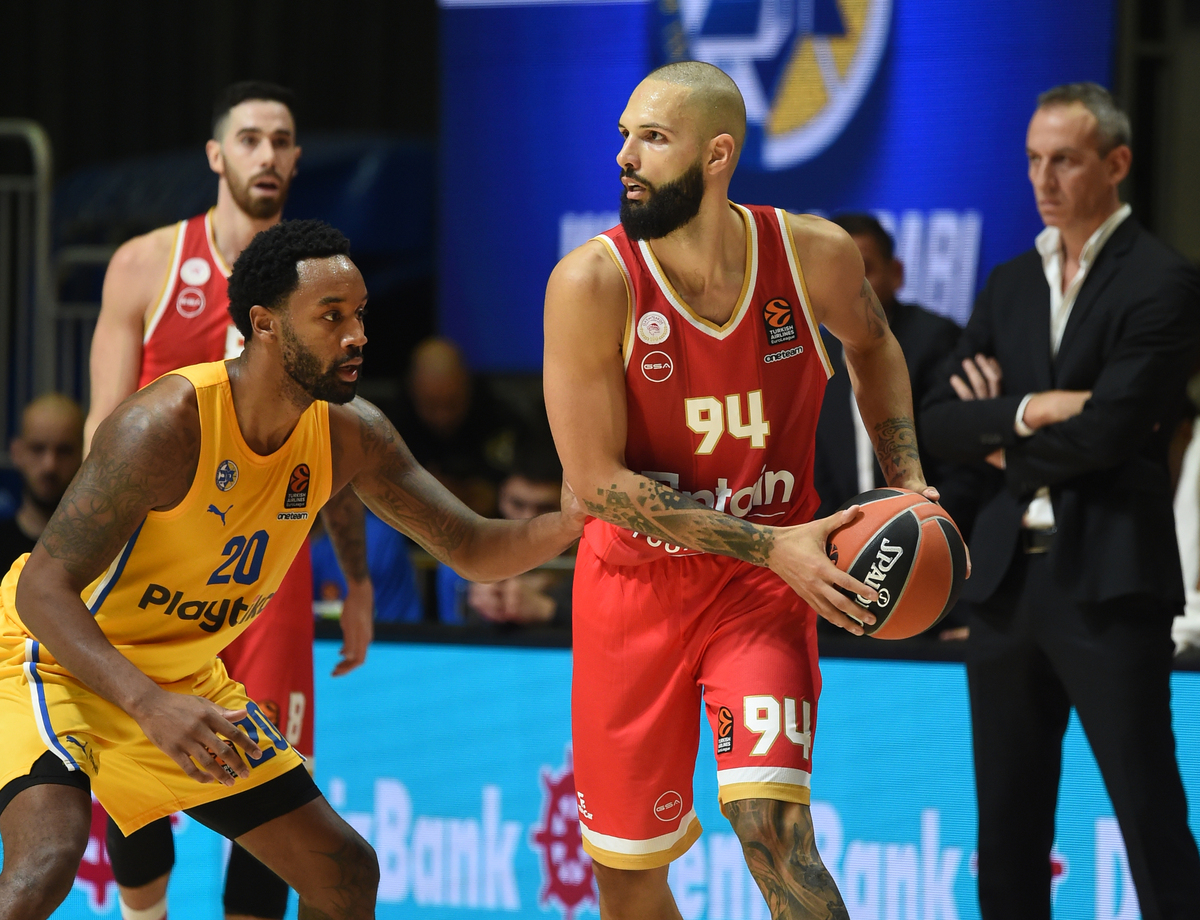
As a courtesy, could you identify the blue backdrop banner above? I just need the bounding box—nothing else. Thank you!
[437,0,1116,370]
[48,641,1200,919]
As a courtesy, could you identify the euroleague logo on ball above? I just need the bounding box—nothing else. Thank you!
[641,351,673,382]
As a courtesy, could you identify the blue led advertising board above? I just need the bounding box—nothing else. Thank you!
[47,641,1200,920]
[437,0,1116,370]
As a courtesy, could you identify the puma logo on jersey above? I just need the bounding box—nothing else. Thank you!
[207,504,232,525]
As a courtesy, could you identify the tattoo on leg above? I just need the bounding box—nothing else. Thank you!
[726,799,849,920]
[298,835,375,919]
[872,417,920,484]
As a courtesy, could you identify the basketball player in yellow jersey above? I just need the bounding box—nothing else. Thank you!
[0,219,585,919]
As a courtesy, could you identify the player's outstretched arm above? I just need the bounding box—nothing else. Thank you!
[798,216,933,497]
[18,377,261,785]
[321,484,374,675]
[83,228,175,454]
[330,399,584,583]
[543,242,878,633]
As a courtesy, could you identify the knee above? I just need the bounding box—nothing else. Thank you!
[1,831,89,916]
[593,862,672,920]
[297,829,379,906]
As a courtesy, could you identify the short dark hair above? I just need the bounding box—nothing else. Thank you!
[509,429,562,486]
[831,213,895,262]
[226,220,351,338]
[213,81,297,139]
[1036,82,1131,153]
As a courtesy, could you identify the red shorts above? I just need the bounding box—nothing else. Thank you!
[571,540,821,870]
[220,538,315,757]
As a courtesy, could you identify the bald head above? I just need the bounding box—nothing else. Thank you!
[409,337,471,437]
[642,61,747,162]
[12,393,83,513]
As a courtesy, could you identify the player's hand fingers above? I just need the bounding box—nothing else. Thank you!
[215,711,262,760]
[826,566,878,609]
[817,504,858,537]
[332,644,367,677]
[921,486,940,502]
[812,595,865,636]
[180,742,230,785]
[960,358,990,400]
[196,722,251,778]
[949,375,974,401]
[170,750,215,785]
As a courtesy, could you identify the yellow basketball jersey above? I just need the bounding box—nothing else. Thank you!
[0,361,331,684]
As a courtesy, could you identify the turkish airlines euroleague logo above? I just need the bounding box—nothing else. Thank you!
[717,706,734,755]
[641,351,673,383]
[762,297,798,346]
[286,464,310,509]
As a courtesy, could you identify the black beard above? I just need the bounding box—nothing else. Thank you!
[280,321,359,405]
[619,160,706,240]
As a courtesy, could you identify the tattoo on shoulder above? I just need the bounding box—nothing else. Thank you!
[725,799,850,919]
[40,391,198,582]
[860,278,888,339]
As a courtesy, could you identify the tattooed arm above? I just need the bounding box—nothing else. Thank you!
[16,376,260,784]
[543,240,878,634]
[328,400,584,583]
[795,215,932,494]
[320,485,374,676]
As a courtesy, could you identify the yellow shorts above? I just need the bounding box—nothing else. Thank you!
[0,637,305,835]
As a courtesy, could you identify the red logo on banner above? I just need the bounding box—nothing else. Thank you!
[530,745,597,920]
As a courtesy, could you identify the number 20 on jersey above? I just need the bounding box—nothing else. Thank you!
[685,391,770,455]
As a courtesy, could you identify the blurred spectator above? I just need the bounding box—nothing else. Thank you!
[814,214,979,639]
[439,428,572,626]
[311,508,423,623]
[389,337,520,516]
[0,395,84,565]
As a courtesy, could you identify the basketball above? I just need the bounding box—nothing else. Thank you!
[825,488,967,639]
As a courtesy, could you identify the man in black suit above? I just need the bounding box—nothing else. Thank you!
[921,83,1200,920]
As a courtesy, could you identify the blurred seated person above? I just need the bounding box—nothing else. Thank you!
[0,394,84,565]
[439,431,573,627]
[814,214,981,639]
[388,337,520,516]
[311,507,424,623]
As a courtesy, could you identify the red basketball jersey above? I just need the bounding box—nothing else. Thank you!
[138,210,245,388]
[582,204,834,566]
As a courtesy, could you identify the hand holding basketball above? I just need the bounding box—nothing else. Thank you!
[767,508,881,635]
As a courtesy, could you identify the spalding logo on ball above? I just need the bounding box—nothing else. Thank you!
[826,488,967,639]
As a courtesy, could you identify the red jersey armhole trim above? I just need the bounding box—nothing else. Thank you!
[776,210,834,379]
[592,235,635,370]
[143,221,186,342]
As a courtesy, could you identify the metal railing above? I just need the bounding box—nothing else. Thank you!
[0,120,53,459]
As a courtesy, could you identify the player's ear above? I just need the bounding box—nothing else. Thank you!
[708,134,735,173]
[205,139,224,176]
[248,305,276,342]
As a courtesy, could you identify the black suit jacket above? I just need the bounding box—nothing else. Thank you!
[814,301,977,528]
[921,217,1200,606]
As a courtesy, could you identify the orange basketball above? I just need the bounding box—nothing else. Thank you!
[825,488,967,639]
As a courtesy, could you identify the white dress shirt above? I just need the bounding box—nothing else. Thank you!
[1017,203,1132,529]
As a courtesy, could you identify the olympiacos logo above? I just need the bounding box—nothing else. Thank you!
[681,0,892,169]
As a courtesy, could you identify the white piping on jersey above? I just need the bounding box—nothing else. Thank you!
[636,203,759,341]
[142,221,188,344]
[593,234,637,371]
[775,208,834,379]
[204,209,233,278]
[84,546,126,611]
[579,809,698,855]
[717,765,812,788]
[24,639,79,771]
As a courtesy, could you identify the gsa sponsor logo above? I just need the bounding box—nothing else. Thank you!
[682,0,891,170]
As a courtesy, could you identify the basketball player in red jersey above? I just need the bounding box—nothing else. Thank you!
[83,83,367,920]
[544,62,945,919]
